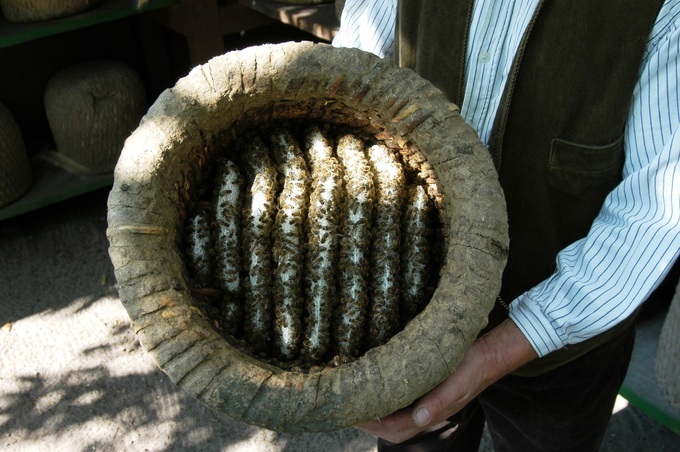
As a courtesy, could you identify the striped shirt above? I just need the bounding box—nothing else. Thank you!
[333,0,680,357]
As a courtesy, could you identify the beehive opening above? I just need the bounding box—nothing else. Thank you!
[179,118,446,372]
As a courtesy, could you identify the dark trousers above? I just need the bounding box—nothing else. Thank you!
[378,324,636,452]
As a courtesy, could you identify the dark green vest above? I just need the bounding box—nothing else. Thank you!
[396,0,664,374]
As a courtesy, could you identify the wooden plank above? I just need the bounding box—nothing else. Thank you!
[237,0,338,41]
[178,0,225,66]
[153,0,275,36]
[150,0,275,66]
[218,0,277,36]
[0,0,179,49]
[620,311,680,435]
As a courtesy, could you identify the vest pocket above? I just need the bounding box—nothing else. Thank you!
[547,136,624,198]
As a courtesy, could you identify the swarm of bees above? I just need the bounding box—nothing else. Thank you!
[183,122,441,371]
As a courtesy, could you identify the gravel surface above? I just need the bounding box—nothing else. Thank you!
[1,189,678,451]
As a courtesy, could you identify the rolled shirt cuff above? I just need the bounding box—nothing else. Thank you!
[508,294,566,358]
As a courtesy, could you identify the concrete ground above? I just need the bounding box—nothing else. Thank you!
[1,188,678,451]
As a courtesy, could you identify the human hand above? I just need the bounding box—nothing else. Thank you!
[357,319,538,443]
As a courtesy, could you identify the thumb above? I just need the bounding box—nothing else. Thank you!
[413,394,444,427]
[413,406,432,427]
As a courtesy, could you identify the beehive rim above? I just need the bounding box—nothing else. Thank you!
[106,41,508,432]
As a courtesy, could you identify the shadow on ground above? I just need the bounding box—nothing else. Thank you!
[0,190,677,451]
[0,190,117,325]
[0,189,375,451]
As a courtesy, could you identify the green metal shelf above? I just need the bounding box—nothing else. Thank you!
[0,0,179,49]
[0,153,113,222]
[0,0,181,221]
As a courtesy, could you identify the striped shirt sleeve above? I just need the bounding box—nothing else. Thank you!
[509,1,680,356]
[333,0,680,358]
[332,0,396,59]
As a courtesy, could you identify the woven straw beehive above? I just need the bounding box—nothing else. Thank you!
[0,102,32,208]
[107,42,508,433]
[0,0,103,22]
[44,60,147,175]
